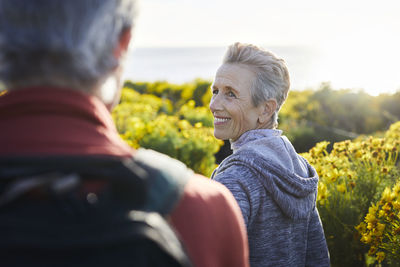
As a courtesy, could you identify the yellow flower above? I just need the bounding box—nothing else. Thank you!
[355,222,366,233]
[393,183,400,195]
[182,130,189,139]
[368,204,379,217]
[317,183,329,205]
[326,168,340,183]
[367,222,375,231]
[368,246,377,256]
[378,210,386,218]
[371,138,382,148]
[381,188,394,203]
[336,183,346,193]
[382,202,392,212]
[376,251,385,263]
[393,201,400,211]
[312,141,330,157]
[361,233,372,244]
[178,120,191,130]
[375,223,385,237]
[365,206,378,226]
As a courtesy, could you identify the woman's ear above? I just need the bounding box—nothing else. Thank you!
[258,99,277,124]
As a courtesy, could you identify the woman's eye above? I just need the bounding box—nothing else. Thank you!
[228,91,236,97]
[212,89,218,95]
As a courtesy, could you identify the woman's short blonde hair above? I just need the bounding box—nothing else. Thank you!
[223,42,290,129]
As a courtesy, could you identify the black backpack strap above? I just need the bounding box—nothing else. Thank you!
[0,150,192,213]
[128,211,193,267]
[0,155,148,209]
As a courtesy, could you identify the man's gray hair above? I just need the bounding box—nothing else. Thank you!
[0,0,136,92]
[223,42,290,129]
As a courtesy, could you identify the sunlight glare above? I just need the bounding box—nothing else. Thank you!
[318,29,400,96]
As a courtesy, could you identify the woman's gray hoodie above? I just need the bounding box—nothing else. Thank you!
[212,129,330,267]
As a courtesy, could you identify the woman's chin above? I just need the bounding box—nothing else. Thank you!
[213,131,229,141]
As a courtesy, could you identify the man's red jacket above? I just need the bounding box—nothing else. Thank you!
[0,87,249,267]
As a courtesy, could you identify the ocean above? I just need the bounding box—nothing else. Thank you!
[122,46,324,91]
[122,46,400,95]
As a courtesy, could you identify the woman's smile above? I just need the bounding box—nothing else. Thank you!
[213,115,231,125]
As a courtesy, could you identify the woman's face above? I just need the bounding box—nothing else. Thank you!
[210,63,264,141]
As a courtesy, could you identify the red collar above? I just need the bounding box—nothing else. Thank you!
[0,87,134,157]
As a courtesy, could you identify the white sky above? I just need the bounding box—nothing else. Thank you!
[129,0,400,95]
[133,0,400,47]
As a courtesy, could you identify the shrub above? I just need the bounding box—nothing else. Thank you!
[302,130,399,266]
[177,100,214,127]
[112,87,222,176]
[357,181,400,266]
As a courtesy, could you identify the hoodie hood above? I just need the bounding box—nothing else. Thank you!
[218,129,319,219]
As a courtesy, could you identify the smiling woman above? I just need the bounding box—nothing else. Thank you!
[210,42,330,267]
[210,64,264,141]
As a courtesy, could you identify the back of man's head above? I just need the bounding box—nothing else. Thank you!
[0,0,136,93]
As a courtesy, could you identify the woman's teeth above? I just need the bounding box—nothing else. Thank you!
[214,117,230,123]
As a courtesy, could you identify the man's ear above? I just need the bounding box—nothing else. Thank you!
[113,28,132,59]
[102,28,131,111]
[258,99,277,124]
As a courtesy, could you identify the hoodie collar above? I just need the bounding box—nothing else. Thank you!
[231,129,282,152]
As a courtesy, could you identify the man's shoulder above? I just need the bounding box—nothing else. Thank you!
[134,149,238,212]
[171,174,249,267]
[174,173,242,218]
[186,174,234,198]
[173,174,232,211]
[171,175,244,242]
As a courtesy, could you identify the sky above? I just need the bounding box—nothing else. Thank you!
[128,0,400,95]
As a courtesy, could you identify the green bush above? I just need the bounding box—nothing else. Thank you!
[112,87,222,176]
[123,79,212,110]
[302,122,400,266]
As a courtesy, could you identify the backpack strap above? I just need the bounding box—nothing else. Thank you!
[0,155,148,209]
[128,211,193,267]
[0,150,192,213]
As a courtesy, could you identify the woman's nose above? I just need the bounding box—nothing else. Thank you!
[209,94,222,112]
